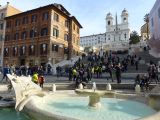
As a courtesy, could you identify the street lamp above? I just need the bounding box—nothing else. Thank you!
[1,36,4,67]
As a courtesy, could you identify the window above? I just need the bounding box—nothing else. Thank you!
[29,45,35,55]
[31,15,37,22]
[40,43,47,54]
[15,19,21,26]
[22,16,28,24]
[0,23,3,30]
[42,12,49,20]
[158,7,160,18]
[41,28,48,36]
[14,33,19,40]
[65,20,69,28]
[13,47,18,56]
[4,48,9,57]
[5,35,10,41]
[6,21,11,28]
[151,18,154,27]
[52,44,59,52]
[20,46,26,56]
[124,33,127,39]
[73,24,75,30]
[64,34,69,41]
[108,21,110,25]
[123,18,127,22]
[77,27,79,34]
[53,28,59,37]
[54,13,59,22]
[21,31,27,40]
[30,30,37,38]
[64,47,68,54]
[108,35,111,40]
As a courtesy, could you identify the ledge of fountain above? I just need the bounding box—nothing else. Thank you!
[147,93,160,111]
[23,96,78,120]
[75,89,106,96]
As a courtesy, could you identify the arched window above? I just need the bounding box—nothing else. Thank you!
[124,33,127,40]
[108,21,110,25]
[123,18,127,22]
[108,35,110,40]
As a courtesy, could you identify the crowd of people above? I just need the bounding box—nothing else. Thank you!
[60,51,160,88]
[0,50,160,89]
[0,64,46,88]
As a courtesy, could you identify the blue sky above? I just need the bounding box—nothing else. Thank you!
[0,0,156,36]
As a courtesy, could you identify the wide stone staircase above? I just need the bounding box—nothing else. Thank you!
[79,50,160,73]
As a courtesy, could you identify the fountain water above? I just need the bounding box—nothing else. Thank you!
[106,83,112,91]
[135,84,141,93]
[52,84,56,92]
[78,83,83,89]
[92,82,97,92]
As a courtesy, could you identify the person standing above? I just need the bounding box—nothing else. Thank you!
[38,74,45,88]
[115,63,122,84]
[32,72,38,84]
[1,64,11,83]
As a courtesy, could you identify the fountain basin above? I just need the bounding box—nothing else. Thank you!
[6,75,160,120]
[148,93,160,111]
[22,93,156,120]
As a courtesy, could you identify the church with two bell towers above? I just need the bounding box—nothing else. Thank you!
[80,9,130,51]
[105,9,130,50]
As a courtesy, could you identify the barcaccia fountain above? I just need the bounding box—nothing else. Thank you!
[6,74,160,120]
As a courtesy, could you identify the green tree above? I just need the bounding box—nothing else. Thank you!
[144,13,150,40]
[129,31,140,44]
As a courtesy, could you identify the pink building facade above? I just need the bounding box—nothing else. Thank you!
[149,0,160,57]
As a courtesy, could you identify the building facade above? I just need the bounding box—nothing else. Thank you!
[80,9,130,52]
[140,23,150,41]
[80,33,106,49]
[4,4,82,66]
[148,0,160,57]
[0,2,21,67]
[149,0,160,40]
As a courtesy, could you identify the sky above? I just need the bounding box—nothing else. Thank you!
[0,0,157,36]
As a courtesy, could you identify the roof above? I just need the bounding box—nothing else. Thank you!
[71,16,83,28]
[5,3,70,19]
[5,3,82,28]
[80,33,106,38]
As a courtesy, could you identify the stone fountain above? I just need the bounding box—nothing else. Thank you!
[6,74,160,120]
[75,82,115,108]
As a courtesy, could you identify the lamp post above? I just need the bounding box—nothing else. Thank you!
[1,36,4,67]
